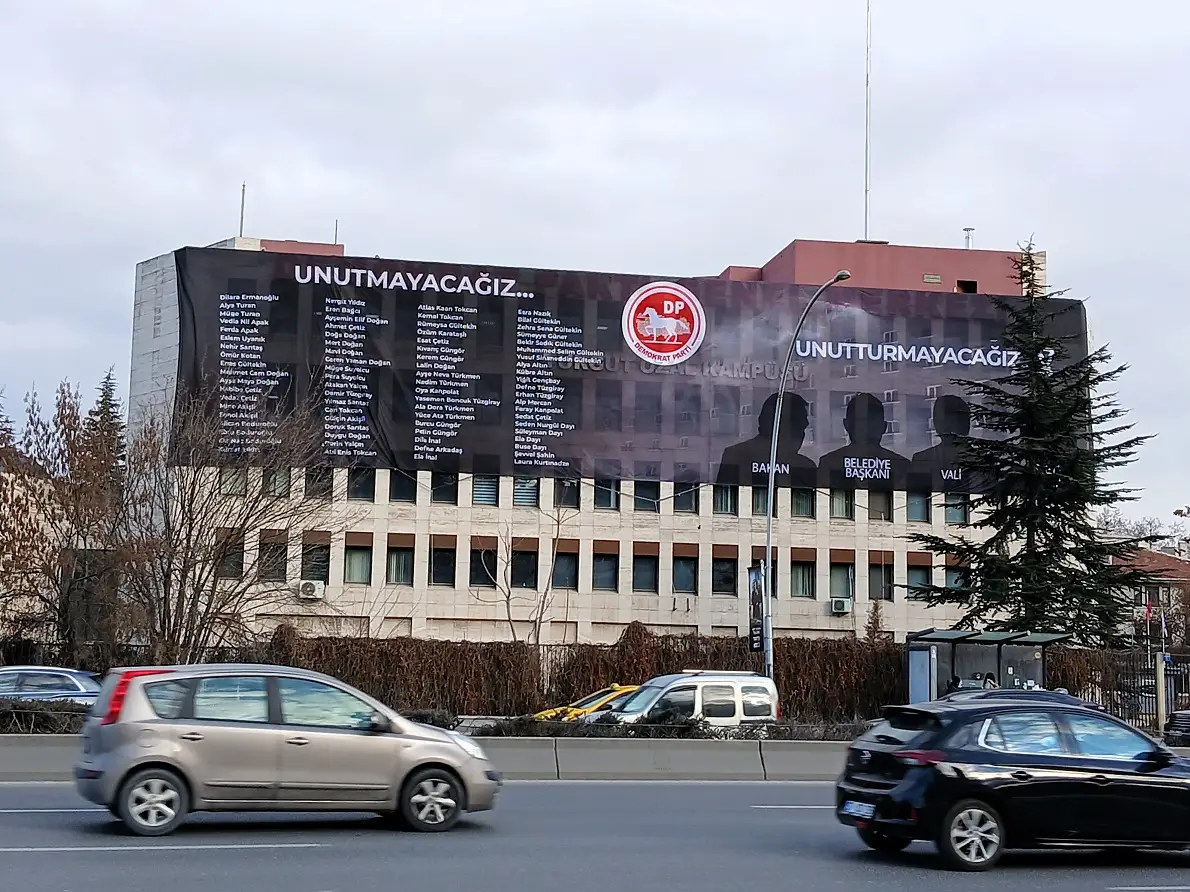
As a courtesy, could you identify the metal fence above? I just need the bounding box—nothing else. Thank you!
[1054,648,1190,730]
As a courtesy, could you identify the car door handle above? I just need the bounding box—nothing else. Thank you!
[286,737,310,746]
[1090,774,1109,785]
[179,732,204,741]
[1011,770,1032,781]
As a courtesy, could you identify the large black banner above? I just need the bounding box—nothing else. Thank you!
[175,247,1088,490]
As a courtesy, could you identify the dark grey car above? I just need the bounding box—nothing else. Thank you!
[0,666,102,706]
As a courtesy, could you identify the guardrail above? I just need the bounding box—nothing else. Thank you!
[5,736,1190,783]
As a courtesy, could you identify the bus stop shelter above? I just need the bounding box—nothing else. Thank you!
[906,628,1073,703]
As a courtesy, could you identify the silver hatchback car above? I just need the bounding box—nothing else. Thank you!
[74,663,502,836]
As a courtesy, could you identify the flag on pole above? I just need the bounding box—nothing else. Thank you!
[1145,600,1154,622]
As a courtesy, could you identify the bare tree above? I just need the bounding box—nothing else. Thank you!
[1098,507,1187,542]
[469,492,580,645]
[0,382,132,664]
[116,389,363,663]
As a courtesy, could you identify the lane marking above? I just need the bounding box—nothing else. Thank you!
[1106,888,1190,891]
[0,843,324,853]
[0,808,101,814]
[505,779,834,786]
[750,804,833,810]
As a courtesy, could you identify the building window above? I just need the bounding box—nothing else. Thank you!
[791,489,816,518]
[711,557,737,595]
[829,563,854,598]
[262,467,290,498]
[511,551,538,589]
[907,491,931,523]
[945,566,968,589]
[674,483,699,514]
[389,469,417,503]
[712,484,738,516]
[258,540,288,583]
[830,489,855,520]
[219,467,247,497]
[552,552,579,589]
[554,477,581,509]
[634,480,660,512]
[907,565,931,599]
[472,474,500,506]
[343,546,373,584]
[632,555,659,592]
[304,467,333,500]
[469,549,497,587]
[944,492,970,525]
[791,561,816,598]
[300,543,330,583]
[430,548,456,586]
[594,478,621,510]
[386,547,414,585]
[347,468,376,502]
[868,490,893,522]
[431,472,459,505]
[868,563,893,601]
[752,486,776,517]
[673,556,698,594]
[216,532,244,579]
[513,477,540,507]
[593,554,619,591]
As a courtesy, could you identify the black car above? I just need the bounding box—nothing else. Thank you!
[836,699,1190,871]
[940,687,1106,712]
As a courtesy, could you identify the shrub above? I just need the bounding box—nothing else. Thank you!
[0,699,88,734]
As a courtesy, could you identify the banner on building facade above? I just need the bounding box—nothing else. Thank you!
[175,247,1088,491]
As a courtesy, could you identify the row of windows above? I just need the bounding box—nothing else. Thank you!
[219,539,964,599]
[216,467,972,524]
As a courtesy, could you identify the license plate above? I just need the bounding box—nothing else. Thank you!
[841,800,876,819]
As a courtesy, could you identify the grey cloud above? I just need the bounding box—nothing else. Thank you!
[1,0,1188,516]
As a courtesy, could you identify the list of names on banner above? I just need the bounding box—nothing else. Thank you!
[513,308,600,469]
[216,291,286,452]
[323,296,384,459]
[413,303,480,462]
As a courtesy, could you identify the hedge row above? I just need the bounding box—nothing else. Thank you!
[4,623,1173,725]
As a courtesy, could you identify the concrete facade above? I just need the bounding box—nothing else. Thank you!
[129,236,1008,644]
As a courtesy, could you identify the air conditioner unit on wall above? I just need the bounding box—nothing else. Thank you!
[295,581,326,601]
[830,597,852,615]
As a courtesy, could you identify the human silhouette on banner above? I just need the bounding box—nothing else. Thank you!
[817,393,909,490]
[909,395,976,493]
[715,392,817,488]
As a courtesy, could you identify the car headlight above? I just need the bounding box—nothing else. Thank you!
[448,731,487,761]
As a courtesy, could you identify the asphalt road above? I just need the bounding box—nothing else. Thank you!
[1,781,1188,892]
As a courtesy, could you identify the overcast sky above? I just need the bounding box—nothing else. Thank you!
[1,1,1186,520]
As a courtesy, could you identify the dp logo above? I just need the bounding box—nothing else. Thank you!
[621,281,706,367]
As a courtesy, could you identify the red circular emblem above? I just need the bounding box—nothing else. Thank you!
[620,281,706,367]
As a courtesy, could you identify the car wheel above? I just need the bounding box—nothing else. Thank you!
[116,768,189,837]
[397,768,463,832]
[858,825,911,853]
[936,799,1004,871]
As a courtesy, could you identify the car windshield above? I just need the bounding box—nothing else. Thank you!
[569,688,614,709]
[610,684,662,714]
[859,709,943,746]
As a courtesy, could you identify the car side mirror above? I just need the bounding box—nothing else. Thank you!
[369,711,392,734]
[1142,748,1173,766]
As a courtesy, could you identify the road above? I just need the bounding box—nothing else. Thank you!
[0,781,1187,892]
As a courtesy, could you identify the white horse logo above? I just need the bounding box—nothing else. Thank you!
[636,307,691,342]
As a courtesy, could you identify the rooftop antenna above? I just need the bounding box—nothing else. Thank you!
[333,219,339,244]
[963,227,974,249]
[238,182,246,237]
[863,0,872,240]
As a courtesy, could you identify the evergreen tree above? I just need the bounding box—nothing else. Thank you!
[81,369,127,498]
[0,392,15,470]
[909,246,1157,645]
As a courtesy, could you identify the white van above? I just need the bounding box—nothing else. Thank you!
[582,670,780,727]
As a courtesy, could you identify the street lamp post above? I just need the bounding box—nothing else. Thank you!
[761,270,852,679]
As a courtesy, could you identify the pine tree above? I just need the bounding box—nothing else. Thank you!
[908,245,1157,645]
[81,369,127,499]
